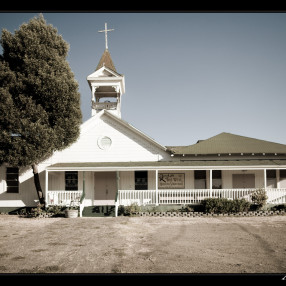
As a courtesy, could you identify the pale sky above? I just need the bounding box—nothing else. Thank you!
[1,12,286,146]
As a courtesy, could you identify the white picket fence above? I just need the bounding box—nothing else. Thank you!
[117,188,286,206]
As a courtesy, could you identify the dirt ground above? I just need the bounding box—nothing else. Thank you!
[0,215,285,276]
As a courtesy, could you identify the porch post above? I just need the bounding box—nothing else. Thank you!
[264,169,267,190]
[115,171,120,217]
[45,169,48,208]
[79,171,85,217]
[209,170,212,198]
[155,169,158,206]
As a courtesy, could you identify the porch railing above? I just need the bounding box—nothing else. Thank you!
[46,188,286,208]
[92,101,117,110]
[117,188,286,206]
[266,188,286,204]
[117,189,157,206]
[46,191,83,206]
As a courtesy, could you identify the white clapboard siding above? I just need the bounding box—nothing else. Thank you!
[222,170,265,189]
[0,165,47,207]
[51,111,168,164]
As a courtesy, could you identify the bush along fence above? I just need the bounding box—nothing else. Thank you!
[0,204,80,218]
[118,195,286,218]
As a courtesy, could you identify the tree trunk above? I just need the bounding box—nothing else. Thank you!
[31,163,45,206]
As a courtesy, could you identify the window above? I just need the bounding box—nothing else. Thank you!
[65,171,78,191]
[280,170,286,188]
[267,170,276,179]
[135,171,148,190]
[194,170,206,189]
[280,170,286,178]
[267,169,277,188]
[6,167,19,193]
[212,170,222,189]
[98,136,112,150]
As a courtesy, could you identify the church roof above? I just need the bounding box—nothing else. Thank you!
[96,49,117,72]
[167,132,286,155]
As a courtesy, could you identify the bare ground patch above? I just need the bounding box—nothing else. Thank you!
[0,215,285,274]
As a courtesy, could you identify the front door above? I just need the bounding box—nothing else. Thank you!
[94,172,117,205]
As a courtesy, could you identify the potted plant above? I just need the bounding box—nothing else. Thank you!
[65,200,79,218]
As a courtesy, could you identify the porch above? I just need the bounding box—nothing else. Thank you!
[44,164,286,217]
[45,188,286,218]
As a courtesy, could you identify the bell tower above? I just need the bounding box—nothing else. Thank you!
[87,23,125,118]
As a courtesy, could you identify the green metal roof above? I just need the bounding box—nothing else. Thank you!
[168,133,286,155]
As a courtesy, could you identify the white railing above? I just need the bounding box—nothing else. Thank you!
[158,188,257,204]
[266,188,286,204]
[92,101,117,110]
[117,188,286,206]
[117,190,157,206]
[47,191,83,206]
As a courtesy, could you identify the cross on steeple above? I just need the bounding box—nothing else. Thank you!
[98,23,114,50]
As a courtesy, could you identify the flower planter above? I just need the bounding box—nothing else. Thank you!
[65,209,78,218]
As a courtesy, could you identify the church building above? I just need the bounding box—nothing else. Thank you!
[1,24,286,216]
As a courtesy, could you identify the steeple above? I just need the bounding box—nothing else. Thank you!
[96,23,117,72]
[95,49,117,72]
[86,23,125,118]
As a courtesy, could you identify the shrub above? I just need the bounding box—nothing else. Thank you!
[251,189,268,210]
[201,198,228,214]
[201,198,251,214]
[119,203,140,216]
[270,204,286,212]
[29,203,45,218]
[231,198,251,213]
[180,205,195,213]
[46,205,66,217]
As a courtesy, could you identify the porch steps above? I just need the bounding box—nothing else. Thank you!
[82,205,115,217]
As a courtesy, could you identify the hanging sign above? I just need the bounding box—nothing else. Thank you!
[158,173,185,189]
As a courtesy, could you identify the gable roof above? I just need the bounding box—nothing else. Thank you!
[96,49,117,72]
[81,110,167,152]
[168,132,286,155]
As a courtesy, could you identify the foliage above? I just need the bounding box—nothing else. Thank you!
[0,14,82,202]
[65,200,80,210]
[29,203,45,218]
[201,198,251,214]
[118,203,140,216]
[251,189,268,210]
[180,205,195,213]
[231,198,252,213]
[46,205,66,217]
[270,204,286,212]
[21,204,72,218]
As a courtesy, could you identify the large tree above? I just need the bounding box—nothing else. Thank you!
[0,14,82,205]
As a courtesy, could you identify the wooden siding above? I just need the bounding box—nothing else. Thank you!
[222,170,264,189]
[0,165,47,207]
[51,114,169,164]
[119,171,134,190]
